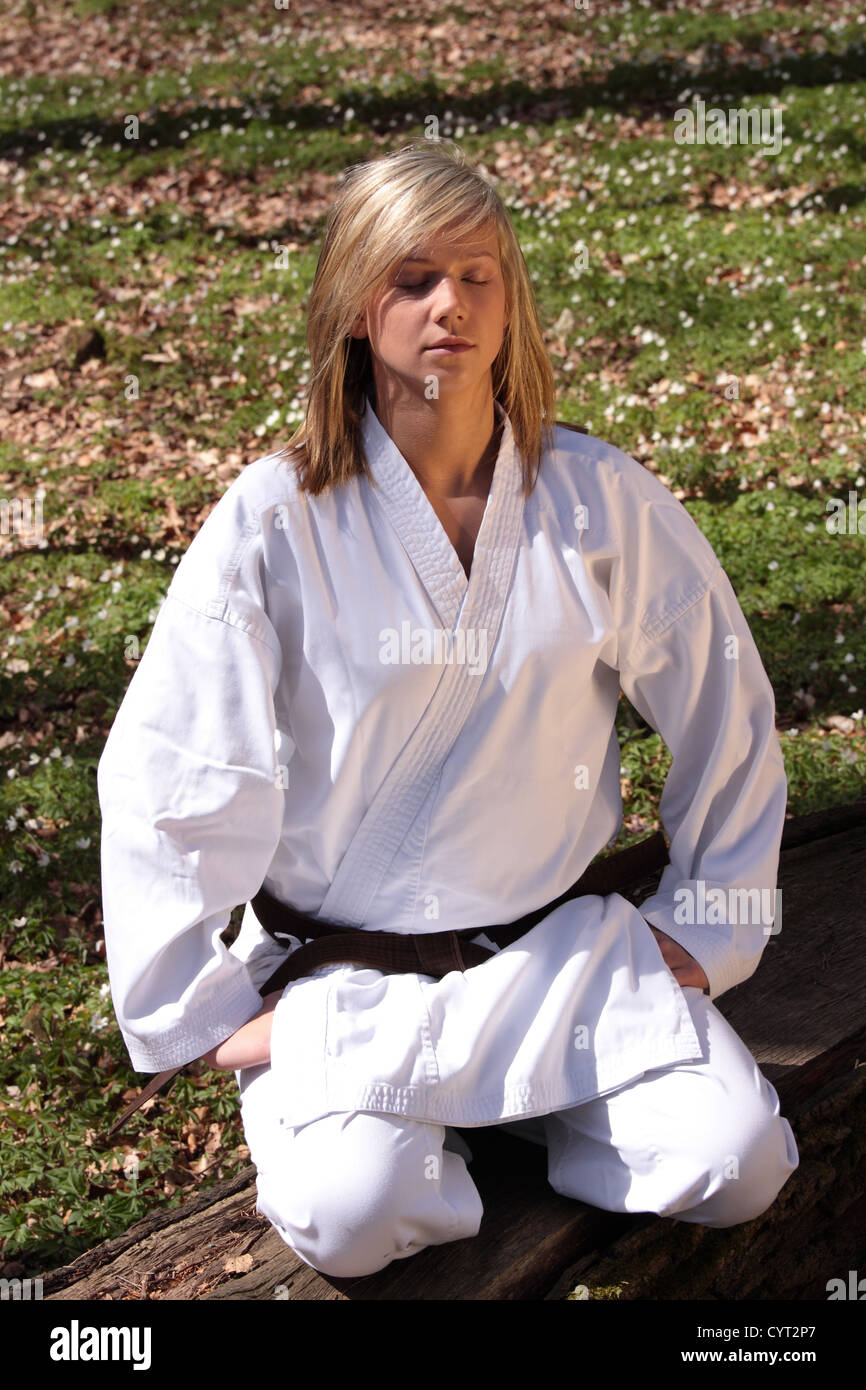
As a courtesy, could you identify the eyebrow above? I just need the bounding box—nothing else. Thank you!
[401,251,498,264]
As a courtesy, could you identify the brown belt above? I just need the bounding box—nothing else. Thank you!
[103,829,668,1139]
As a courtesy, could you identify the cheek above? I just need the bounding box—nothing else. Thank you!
[485,299,508,349]
[380,305,423,353]
[488,287,507,327]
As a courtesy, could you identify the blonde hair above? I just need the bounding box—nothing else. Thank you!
[280,140,557,497]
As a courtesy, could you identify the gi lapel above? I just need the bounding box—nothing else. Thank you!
[316,398,526,928]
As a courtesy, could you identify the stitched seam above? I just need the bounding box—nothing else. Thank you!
[165,466,304,655]
[217,516,259,608]
[626,558,721,657]
[162,589,282,663]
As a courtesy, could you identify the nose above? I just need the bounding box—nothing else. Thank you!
[430,273,466,322]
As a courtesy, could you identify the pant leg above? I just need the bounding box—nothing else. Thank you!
[543,986,799,1228]
[235,1061,484,1278]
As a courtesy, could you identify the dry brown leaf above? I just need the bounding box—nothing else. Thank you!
[24,368,61,389]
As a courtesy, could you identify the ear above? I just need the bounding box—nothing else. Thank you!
[349,310,368,340]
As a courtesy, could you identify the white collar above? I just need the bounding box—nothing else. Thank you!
[357,394,524,629]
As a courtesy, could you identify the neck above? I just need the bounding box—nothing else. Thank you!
[369,379,502,497]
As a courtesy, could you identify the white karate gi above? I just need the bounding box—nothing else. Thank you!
[97,397,798,1276]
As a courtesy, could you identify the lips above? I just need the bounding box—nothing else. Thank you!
[427,337,474,349]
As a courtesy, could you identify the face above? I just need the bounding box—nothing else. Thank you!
[350,221,509,403]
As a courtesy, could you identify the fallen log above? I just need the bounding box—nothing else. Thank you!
[42,800,866,1301]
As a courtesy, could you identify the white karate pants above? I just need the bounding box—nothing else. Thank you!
[236,985,799,1280]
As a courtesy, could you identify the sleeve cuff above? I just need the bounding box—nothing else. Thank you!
[638,905,767,1001]
[118,970,265,1072]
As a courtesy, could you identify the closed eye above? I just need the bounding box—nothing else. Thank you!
[397,278,491,290]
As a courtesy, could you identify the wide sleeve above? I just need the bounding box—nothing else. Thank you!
[616,543,788,1003]
[97,580,286,1072]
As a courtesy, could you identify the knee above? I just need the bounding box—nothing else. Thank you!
[255,1168,404,1277]
[675,1105,799,1229]
[280,1197,405,1278]
[256,1129,479,1279]
[256,1155,413,1277]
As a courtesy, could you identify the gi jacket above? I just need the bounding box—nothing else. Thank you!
[97,398,788,1127]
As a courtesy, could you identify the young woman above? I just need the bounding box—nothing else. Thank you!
[98,140,798,1280]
